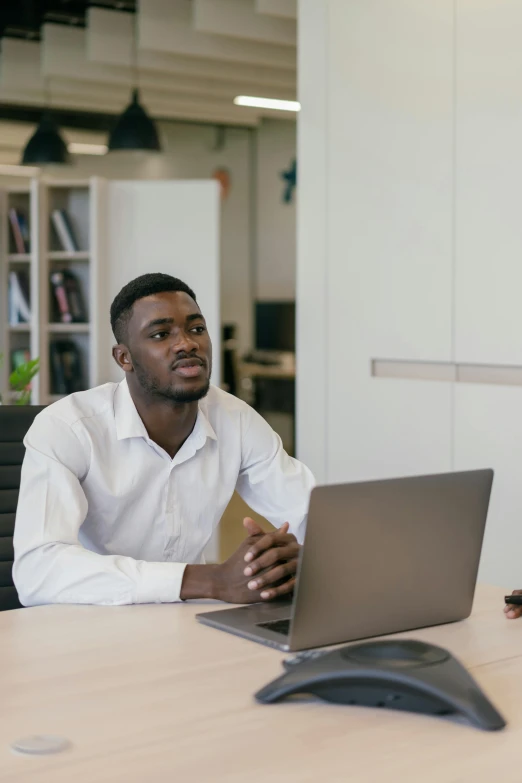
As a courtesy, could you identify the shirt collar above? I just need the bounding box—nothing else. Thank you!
[114,378,217,445]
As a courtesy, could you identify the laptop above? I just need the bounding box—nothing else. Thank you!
[197,470,494,652]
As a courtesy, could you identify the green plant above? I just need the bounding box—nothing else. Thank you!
[0,354,40,405]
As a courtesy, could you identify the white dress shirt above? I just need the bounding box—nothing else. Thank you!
[13,380,315,606]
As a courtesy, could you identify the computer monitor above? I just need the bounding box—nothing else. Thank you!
[255,301,295,352]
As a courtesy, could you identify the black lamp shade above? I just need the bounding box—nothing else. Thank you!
[108,89,161,152]
[21,113,70,165]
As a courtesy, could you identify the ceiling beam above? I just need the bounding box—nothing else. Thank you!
[87,8,296,89]
[138,0,295,70]
[0,38,44,91]
[193,0,296,46]
[255,0,297,20]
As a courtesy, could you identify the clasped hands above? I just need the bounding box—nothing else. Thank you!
[212,517,300,604]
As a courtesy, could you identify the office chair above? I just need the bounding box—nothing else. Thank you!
[0,405,45,611]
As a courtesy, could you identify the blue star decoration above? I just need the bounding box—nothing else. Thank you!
[280,158,297,204]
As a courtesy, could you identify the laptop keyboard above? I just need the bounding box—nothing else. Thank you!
[257,618,291,636]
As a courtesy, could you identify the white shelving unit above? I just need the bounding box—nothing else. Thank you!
[0,177,101,405]
[0,182,39,404]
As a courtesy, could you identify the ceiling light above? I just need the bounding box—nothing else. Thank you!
[21,112,71,165]
[68,142,108,156]
[234,96,301,112]
[107,10,161,153]
[108,88,161,152]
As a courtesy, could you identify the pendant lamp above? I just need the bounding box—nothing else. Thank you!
[108,88,161,152]
[21,111,70,166]
[107,10,161,153]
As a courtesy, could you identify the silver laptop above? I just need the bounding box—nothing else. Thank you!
[196,470,493,652]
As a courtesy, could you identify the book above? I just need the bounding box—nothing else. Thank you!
[17,212,31,253]
[8,270,31,324]
[50,270,87,323]
[51,209,79,252]
[8,208,29,254]
[11,348,30,371]
[50,340,84,395]
[50,271,72,323]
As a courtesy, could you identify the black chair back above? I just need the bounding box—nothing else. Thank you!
[0,405,45,610]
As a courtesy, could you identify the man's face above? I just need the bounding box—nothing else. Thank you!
[119,291,212,403]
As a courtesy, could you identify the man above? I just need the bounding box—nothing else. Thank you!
[13,273,314,606]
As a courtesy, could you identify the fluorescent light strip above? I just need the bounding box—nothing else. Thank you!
[234,95,301,112]
[68,142,108,156]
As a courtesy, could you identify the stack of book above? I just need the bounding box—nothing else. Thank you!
[51,209,80,252]
[49,270,87,323]
[8,208,30,254]
[50,340,85,395]
[8,270,31,324]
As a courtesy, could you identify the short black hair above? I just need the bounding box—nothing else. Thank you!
[110,273,197,344]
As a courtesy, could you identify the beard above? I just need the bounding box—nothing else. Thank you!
[132,356,211,404]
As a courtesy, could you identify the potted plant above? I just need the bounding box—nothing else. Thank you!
[0,354,40,405]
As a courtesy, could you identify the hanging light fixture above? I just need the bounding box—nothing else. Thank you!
[21,78,71,165]
[21,112,70,165]
[108,11,161,152]
[108,88,161,151]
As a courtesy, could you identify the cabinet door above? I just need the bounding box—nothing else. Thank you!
[454,384,522,586]
[455,0,522,364]
[321,0,455,482]
[100,180,220,385]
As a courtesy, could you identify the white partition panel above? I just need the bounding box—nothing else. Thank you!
[100,180,220,386]
[298,0,454,484]
[455,0,522,365]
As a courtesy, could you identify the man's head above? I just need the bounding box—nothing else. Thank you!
[110,273,212,404]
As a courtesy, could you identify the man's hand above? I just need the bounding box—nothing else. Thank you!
[504,589,522,619]
[241,517,300,601]
[180,517,300,603]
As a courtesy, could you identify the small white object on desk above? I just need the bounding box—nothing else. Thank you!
[11,736,70,756]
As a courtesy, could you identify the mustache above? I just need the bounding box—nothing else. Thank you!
[171,354,206,370]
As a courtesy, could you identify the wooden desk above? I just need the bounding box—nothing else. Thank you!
[0,585,521,783]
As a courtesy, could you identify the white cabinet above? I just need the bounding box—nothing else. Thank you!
[455,384,522,586]
[298,0,455,483]
[298,0,522,586]
[455,0,522,365]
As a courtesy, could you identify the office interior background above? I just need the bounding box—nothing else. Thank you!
[0,0,520,586]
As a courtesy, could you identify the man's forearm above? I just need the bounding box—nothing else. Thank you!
[180,563,221,601]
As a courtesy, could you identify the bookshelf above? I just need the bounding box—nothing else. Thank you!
[0,182,39,404]
[0,177,101,405]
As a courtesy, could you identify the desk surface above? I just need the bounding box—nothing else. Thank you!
[0,585,521,783]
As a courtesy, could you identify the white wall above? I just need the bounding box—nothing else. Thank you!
[256,118,296,300]
[298,0,522,586]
